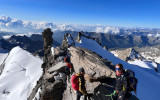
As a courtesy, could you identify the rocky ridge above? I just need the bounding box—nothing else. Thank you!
[28,29,118,100]
[111,48,160,73]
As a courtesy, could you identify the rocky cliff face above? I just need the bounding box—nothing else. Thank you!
[0,34,60,57]
[0,35,43,53]
[80,32,160,49]
[63,46,116,100]
[29,29,117,100]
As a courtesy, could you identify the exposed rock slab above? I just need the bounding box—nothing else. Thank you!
[62,46,116,100]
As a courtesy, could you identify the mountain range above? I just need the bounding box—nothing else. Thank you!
[0,22,160,100]
[0,29,160,100]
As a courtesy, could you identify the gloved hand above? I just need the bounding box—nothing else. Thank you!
[112,90,117,96]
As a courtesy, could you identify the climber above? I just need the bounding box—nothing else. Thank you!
[114,63,131,100]
[64,54,70,63]
[64,54,74,76]
[71,67,92,100]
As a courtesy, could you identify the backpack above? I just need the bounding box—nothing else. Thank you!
[125,69,138,94]
[71,74,79,90]
[66,63,72,69]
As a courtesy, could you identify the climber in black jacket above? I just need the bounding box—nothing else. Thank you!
[115,63,131,100]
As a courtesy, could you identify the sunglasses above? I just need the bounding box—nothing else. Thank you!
[116,68,121,71]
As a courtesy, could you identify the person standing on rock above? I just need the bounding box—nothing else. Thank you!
[115,63,131,100]
[64,54,74,76]
[71,67,91,100]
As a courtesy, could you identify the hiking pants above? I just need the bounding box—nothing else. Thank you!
[117,91,131,100]
[76,91,87,100]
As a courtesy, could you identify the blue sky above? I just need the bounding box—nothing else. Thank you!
[0,0,160,28]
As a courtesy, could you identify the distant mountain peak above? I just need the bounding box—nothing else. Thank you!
[111,48,144,61]
[127,48,144,61]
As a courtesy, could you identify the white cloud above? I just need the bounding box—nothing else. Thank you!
[0,16,12,23]
[1,15,160,36]
[95,26,120,34]
[95,27,104,33]
[0,16,104,34]
[104,27,120,34]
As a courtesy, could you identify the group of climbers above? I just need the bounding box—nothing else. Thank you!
[63,54,138,100]
[63,54,92,100]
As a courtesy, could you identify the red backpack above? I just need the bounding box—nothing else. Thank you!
[71,75,79,90]
[66,63,72,69]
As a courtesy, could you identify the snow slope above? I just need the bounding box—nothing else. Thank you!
[67,36,160,100]
[155,57,160,64]
[0,46,43,100]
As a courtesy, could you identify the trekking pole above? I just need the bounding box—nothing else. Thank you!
[129,80,137,95]
[104,90,116,100]
[105,94,113,100]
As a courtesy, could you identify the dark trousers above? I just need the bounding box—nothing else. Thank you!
[117,91,125,100]
[76,91,87,100]
[117,91,131,100]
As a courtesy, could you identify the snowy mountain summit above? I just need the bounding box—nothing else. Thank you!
[1,28,160,100]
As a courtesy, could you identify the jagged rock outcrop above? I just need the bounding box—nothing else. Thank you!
[75,32,108,50]
[27,28,56,100]
[75,32,82,43]
[42,28,53,48]
[127,48,144,61]
[111,48,144,61]
[38,28,68,100]
[61,33,75,50]
[40,28,60,100]
[42,28,54,72]
[30,30,117,100]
